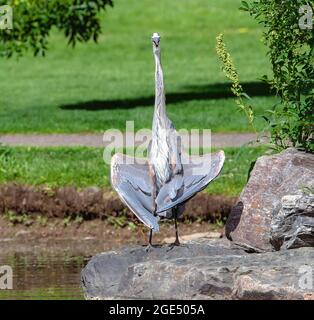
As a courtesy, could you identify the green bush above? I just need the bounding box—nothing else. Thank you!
[0,0,113,57]
[241,0,314,152]
[217,1,313,152]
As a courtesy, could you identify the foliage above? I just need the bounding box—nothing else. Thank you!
[62,216,71,227]
[240,0,314,152]
[0,0,113,57]
[107,214,128,229]
[216,34,257,134]
[36,215,48,226]
[4,209,33,225]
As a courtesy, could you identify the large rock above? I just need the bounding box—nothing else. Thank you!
[225,148,314,252]
[81,239,314,300]
[271,194,314,250]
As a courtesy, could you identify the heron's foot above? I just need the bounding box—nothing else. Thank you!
[170,238,180,247]
[145,243,154,252]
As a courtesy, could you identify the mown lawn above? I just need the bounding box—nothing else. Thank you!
[0,146,268,196]
[0,0,277,134]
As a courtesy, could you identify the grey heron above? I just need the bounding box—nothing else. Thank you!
[111,33,225,246]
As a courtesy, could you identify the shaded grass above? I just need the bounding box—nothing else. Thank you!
[0,146,268,196]
[0,0,276,133]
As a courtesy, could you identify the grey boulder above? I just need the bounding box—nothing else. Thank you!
[81,239,314,300]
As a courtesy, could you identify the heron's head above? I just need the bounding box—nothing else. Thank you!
[152,32,161,54]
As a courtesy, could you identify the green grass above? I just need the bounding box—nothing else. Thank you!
[0,0,277,134]
[0,287,84,300]
[0,146,267,196]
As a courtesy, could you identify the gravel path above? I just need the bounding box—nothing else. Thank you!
[0,133,267,148]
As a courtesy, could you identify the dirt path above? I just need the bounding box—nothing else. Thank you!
[0,133,267,148]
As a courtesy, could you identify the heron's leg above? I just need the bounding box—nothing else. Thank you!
[145,229,153,252]
[149,228,153,245]
[173,209,180,246]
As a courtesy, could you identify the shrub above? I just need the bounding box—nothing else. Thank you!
[244,0,314,152]
[218,1,314,153]
[0,0,113,57]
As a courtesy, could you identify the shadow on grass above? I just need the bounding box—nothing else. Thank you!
[60,81,273,111]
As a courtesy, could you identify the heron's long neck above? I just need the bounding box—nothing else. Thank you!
[153,51,167,124]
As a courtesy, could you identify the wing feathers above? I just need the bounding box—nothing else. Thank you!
[111,153,159,231]
[111,151,225,229]
[156,151,225,213]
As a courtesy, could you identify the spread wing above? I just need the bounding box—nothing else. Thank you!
[156,150,225,213]
[111,153,159,231]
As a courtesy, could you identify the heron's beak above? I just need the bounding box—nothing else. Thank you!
[152,40,160,48]
[152,33,161,49]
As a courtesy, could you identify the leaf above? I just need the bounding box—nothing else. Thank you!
[240,1,249,11]
[241,92,252,100]
[261,115,270,123]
